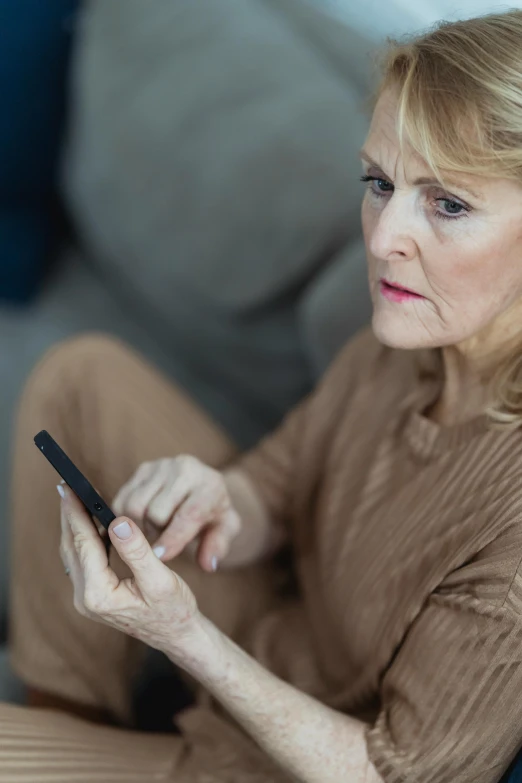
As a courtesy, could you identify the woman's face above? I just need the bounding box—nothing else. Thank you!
[361,88,522,351]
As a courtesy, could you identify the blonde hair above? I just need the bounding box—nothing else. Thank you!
[371,9,522,430]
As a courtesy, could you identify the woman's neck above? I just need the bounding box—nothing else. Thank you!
[428,306,522,426]
[428,349,489,426]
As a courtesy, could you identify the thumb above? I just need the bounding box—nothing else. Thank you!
[109,517,167,591]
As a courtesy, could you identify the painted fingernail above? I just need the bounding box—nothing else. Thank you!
[113,521,132,540]
[57,484,65,499]
[211,556,218,572]
[153,545,166,559]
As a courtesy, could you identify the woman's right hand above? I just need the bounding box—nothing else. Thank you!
[112,456,241,572]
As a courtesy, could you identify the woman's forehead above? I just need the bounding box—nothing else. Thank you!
[364,88,522,203]
[360,139,486,197]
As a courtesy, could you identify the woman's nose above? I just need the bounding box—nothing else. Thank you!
[367,198,418,263]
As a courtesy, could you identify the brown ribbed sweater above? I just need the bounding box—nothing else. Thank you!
[239,327,522,783]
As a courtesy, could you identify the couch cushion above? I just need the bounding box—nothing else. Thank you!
[299,237,371,375]
[61,0,372,443]
[64,0,369,311]
[264,0,379,98]
[0,0,78,302]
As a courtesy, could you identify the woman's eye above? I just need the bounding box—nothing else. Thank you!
[359,175,470,222]
[360,175,393,194]
[433,197,471,222]
[437,198,466,216]
[374,178,393,193]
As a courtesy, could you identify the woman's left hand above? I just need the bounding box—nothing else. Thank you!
[58,485,201,662]
[58,489,382,783]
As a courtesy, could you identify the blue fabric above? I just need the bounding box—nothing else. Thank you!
[0,0,78,302]
[502,754,522,783]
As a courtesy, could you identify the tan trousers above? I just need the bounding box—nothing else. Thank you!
[3,334,284,782]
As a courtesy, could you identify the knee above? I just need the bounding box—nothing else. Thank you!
[37,332,129,371]
[20,332,131,411]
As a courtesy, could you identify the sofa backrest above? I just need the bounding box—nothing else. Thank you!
[63,0,371,312]
[62,0,374,443]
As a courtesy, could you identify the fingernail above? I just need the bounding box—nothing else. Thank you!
[57,484,65,499]
[113,521,132,540]
[153,545,166,559]
[211,556,218,572]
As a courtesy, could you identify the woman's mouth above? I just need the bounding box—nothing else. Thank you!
[379,278,425,303]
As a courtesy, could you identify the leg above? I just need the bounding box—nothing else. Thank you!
[0,702,186,782]
[0,700,293,783]
[9,333,239,724]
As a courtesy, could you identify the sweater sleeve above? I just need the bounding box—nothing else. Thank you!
[236,398,306,528]
[366,556,522,783]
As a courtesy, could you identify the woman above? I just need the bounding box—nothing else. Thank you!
[3,9,522,782]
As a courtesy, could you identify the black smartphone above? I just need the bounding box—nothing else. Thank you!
[34,430,116,538]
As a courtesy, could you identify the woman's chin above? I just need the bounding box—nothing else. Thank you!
[371,311,433,350]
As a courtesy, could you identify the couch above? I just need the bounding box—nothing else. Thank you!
[0,0,377,695]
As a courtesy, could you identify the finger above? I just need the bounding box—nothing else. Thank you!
[145,474,193,528]
[143,516,160,543]
[108,517,170,595]
[197,508,241,572]
[60,507,88,617]
[121,469,169,524]
[112,461,156,516]
[59,491,82,583]
[150,495,212,561]
[62,486,114,587]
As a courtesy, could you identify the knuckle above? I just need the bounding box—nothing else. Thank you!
[127,540,150,564]
[137,461,152,476]
[126,496,148,520]
[71,529,89,556]
[155,572,177,600]
[180,454,200,474]
[176,508,203,530]
[83,587,103,614]
[195,473,221,502]
[159,457,177,477]
[146,501,170,526]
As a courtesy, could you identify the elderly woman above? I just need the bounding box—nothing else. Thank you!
[3,9,522,783]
